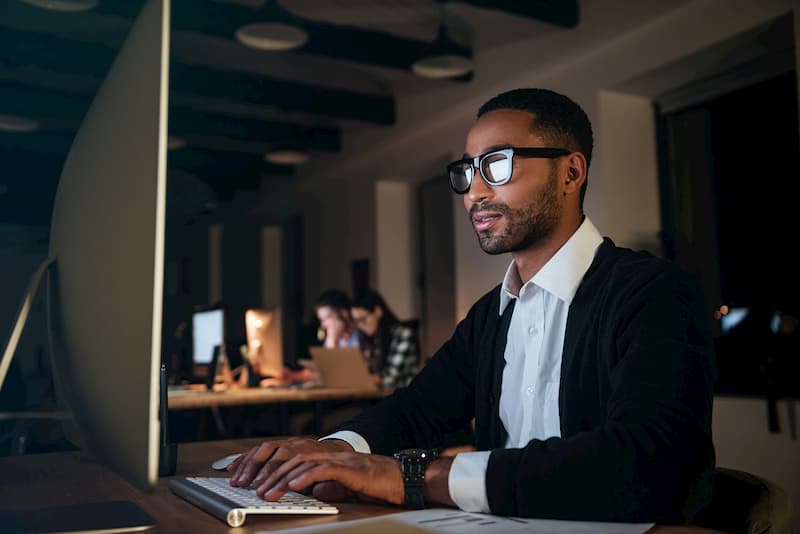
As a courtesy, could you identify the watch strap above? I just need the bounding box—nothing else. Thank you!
[395,449,438,509]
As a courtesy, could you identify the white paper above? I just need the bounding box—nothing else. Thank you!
[260,508,655,534]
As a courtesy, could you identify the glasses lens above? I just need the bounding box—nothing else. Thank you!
[449,163,473,193]
[481,152,511,184]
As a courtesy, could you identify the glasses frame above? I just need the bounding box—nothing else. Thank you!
[447,146,571,194]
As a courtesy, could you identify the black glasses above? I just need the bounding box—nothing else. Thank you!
[447,147,571,194]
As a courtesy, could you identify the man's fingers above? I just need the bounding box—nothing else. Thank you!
[253,458,285,485]
[259,462,317,500]
[226,453,244,472]
[231,442,278,485]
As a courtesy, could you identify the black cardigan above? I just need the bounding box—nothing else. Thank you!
[338,238,717,523]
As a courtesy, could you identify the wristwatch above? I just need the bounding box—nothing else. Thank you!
[394,448,439,509]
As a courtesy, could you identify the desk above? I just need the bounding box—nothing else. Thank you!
[0,438,729,534]
[168,387,392,440]
[168,387,391,411]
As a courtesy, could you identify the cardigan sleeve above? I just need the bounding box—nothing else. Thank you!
[484,263,716,523]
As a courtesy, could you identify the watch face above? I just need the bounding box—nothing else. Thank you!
[395,448,437,460]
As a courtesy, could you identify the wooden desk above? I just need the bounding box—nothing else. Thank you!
[168,386,391,411]
[0,438,729,534]
[168,387,392,440]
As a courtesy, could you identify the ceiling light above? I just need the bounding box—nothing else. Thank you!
[22,0,98,12]
[412,23,474,80]
[167,136,186,150]
[0,115,40,133]
[235,1,308,52]
[264,149,308,165]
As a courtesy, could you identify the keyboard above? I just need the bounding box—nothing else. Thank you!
[169,476,339,527]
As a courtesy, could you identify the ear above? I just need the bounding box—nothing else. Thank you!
[374,306,384,320]
[563,152,587,195]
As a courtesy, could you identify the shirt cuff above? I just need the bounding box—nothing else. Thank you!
[449,451,491,513]
[319,431,371,454]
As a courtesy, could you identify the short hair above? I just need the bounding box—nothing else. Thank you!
[478,88,593,204]
[313,289,351,313]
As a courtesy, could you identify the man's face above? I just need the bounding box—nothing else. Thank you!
[462,109,562,255]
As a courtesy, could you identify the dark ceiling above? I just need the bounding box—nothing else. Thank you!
[0,0,579,227]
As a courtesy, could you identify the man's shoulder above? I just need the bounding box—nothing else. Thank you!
[588,238,698,295]
[594,238,686,278]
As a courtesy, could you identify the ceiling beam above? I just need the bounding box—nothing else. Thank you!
[170,63,395,124]
[460,0,579,27]
[0,28,395,125]
[0,82,343,152]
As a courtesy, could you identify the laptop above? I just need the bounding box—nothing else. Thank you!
[307,346,377,389]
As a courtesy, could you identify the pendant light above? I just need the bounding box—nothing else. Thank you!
[235,0,308,52]
[412,2,473,79]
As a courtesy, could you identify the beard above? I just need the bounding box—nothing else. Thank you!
[470,166,561,255]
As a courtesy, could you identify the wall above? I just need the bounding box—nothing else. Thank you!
[375,181,415,319]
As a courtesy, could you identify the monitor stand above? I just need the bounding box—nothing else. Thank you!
[0,501,157,533]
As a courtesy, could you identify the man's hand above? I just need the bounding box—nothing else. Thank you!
[253,451,405,505]
[227,437,353,488]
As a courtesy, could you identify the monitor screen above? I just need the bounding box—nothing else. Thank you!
[44,0,169,492]
[244,308,283,379]
[192,306,225,365]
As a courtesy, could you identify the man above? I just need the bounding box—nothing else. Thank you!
[229,88,716,523]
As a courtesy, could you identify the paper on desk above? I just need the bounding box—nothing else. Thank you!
[260,508,655,534]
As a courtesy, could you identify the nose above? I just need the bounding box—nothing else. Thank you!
[465,172,493,205]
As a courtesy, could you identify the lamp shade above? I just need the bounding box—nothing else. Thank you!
[235,1,308,52]
[0,115,39,133]
[22,0,98,11]
[412,23,474,79]
[264,148,308,165]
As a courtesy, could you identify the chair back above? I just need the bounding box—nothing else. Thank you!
[691,467,794,534]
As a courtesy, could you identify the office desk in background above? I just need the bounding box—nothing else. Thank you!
[168,386,391,410]
[0,437,730,534]
[168,387,392,440]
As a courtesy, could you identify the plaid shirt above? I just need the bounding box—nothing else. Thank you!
[379,323,419,389]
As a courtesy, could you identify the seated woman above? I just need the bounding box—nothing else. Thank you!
[313,289,360,349]
[351,289,419,389]
[277,289,361,387]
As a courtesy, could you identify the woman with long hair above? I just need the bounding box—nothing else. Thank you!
[350,289,419,389]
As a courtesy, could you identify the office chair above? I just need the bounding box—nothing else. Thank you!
[691,467,795,534]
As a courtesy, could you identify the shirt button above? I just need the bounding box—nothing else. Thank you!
[528,325,538,335]
[525,385,535,395]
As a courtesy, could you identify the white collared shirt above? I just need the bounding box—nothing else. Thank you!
[326,218,603,513]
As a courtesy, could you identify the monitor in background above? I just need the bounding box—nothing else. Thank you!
[244,308,283,379]
[191,304,225,366]
[0,0,170,528]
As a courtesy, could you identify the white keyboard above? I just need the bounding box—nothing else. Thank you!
[169,476,339,527]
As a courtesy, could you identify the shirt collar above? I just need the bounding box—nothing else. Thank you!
[499,217,603,314]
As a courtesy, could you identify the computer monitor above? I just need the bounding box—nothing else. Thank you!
[191,304,226,366]
[244,308,283,379]
[1,0,169,504]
